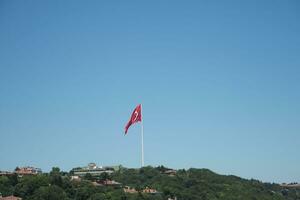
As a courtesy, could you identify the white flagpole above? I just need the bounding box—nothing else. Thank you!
[141,104,144,167]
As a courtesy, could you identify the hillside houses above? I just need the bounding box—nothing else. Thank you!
[70,163,120,177]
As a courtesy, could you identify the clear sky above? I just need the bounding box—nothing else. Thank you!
[0,0,300,183]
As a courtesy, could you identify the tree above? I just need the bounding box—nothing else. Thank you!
[8,173,18,186]
[0,176,13,196]
[99,172,110,181]
[74,182,97,200]
[1,165,300,200]
[14,174,49,198]
[84,173,94,181]
[32,185,69,200]
[50,167,62,187]
[88,193,106,200]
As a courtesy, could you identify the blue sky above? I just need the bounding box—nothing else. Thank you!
[0,0,300,183]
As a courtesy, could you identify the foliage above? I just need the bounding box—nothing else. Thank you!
[32,185,69,200]
[0,176,14,196]
[0,166,299,200]
[49,167,63,187]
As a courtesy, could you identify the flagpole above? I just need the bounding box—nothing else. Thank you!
[141,104,144,167]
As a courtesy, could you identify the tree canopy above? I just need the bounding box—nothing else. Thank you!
[0,166,299,200]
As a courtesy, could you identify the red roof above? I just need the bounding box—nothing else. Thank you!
[0,195,22,200]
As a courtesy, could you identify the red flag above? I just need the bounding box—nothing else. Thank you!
[125,104,142,134]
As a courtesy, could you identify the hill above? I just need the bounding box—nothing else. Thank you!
[0,166,299,200]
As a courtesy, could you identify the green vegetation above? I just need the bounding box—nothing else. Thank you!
[0,166,299,200]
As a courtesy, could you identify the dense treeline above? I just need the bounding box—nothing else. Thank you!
[112,166,300,200]
[0,166,299,200]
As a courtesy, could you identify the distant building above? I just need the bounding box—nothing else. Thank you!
[92,181,102,187]
[70,163,119,177]
[0,167,41,177]
[0,171,13,176]
[14,167,42,176]
[0,195,22,200]
[123,186,138,194]
[142,187,158,194]
[163,169,177,177]
[70,175,81,182]
[101,180,121,186]
[280,182,300,188]
[123,186,159,194]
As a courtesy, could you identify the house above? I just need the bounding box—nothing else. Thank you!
[70,163,118,177]
[14,167,42,176]
[0,195,22,200]
[92,181,102,187]
[163,169,177,177]
[101,180,121,186]
[123,186,159,194]
[0,171,13,176]
[96,180,121,187]
[70,175,81,182]
[280,182,300,188]
[142,187,158,194]
[123,186,138,194]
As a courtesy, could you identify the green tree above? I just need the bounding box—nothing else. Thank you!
[50,167,63,187]
[14,174,49,199]
[0,176,14,196]
[32,185,69,200]
[84,173,94,181]
[74,182,97,200]
[8,173,18,186]
[88,193,106,200]
[99,172,110,181]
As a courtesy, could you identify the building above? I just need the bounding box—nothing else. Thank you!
[123,186,159,194]
[142,187,158,194]
[14,167,42,176]
[71,163,118,177]
[163,169,177,177]
[100,180,121,186]
[0,167,41,177]
[0,195,22,200]
[123,186,138,194]
[70,175,81,182]
[280,182,300,188]
[0,171,13,176]
[92,181,102,187]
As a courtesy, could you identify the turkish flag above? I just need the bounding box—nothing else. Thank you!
[125,104,142,134]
